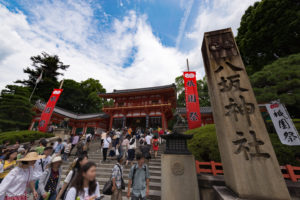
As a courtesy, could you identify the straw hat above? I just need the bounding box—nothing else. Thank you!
[17,152,45,161]
[51,156,62,163]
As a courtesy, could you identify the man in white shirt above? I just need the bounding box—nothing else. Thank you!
[145,133,152,154]
[33,147,53,187]
[102,133,111,162]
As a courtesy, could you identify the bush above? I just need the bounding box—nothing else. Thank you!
[185,124,300,166]
[0,130,53,145]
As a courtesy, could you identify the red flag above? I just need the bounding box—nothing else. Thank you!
[183,71,202,129]
[38,89,63,132]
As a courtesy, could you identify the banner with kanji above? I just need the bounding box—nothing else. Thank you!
[266,102,300,145]
[38,89,63,132]
[183,71,202,129]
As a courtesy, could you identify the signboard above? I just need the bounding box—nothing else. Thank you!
[201,28,290,199]
[183,71,202,129]
[38,89,63,132]
[266,102,300,145]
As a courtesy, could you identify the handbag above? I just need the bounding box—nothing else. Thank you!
[102,178,113,195]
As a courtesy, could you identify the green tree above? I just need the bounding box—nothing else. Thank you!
[236,0,300,74]
[250,53,300,117]
[0,85,35,132]
[16,52,69,102]
[56,78,106,113]
[175,75,210,107]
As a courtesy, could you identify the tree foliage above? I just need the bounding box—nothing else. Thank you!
[236,0,300,74]
[250,53,300,117]
[56,78,106,113]
[16,52,69,102]
[0,85,35,132]
[175,75,210,107]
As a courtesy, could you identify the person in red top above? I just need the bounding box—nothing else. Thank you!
[152,135,159,159]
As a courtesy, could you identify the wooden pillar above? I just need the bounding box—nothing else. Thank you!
[29,120,35,130]
[71,127,76,135]
[83,123,87,134]
[201,28,290,199]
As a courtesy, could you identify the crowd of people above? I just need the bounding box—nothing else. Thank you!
[0,126,169,200]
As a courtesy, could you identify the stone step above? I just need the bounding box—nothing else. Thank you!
[61,168,161,176]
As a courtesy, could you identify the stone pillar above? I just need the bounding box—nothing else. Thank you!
[161,131,200,200]
[201,28,290,199]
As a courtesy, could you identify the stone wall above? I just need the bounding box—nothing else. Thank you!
[197,174,300,200]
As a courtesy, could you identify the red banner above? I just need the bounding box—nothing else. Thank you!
[183,71,202,129]
[38,89,63,132]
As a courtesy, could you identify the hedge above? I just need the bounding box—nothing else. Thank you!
[0,130,53,145]
[185,124,300,166]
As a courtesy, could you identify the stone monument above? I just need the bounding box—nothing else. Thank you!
[201,28,290,199]
[161,127,200,200]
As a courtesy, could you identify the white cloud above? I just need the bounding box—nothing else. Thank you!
[0,0,258,93]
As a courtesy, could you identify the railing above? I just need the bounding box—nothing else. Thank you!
[103,102,171,109]
[195,160,300,182]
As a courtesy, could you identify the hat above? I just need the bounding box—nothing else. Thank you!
[17,152,45,162]
[51,156,62,163]
[17,147,25,153]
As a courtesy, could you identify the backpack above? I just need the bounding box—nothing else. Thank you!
[129,138,135,145]
[132,164,147,186]
[87,136,91,142]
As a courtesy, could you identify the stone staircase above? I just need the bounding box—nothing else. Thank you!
[61,141,162,200]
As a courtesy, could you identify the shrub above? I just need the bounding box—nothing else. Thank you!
[185,124,300,166]
[0,130,53,145]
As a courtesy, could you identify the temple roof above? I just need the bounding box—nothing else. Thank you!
[98,84,176,98]
[35,100,109,120]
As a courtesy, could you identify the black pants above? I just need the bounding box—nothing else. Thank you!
[103,148,108,161]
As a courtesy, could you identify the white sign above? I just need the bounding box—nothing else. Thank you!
[266,102,300,146]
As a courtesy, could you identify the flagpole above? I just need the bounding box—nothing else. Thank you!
[29,83,38,102]
[29,70,43,102]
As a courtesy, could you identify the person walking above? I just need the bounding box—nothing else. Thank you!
[127,153,150,200]
[126,136,136,167]
[38,156,63,200]
[65,162,101,200]
[121,135,130,159]
[0,150,17,183]
[111,156,125,200]
[33,147,53,190]
[55,155,88,200]
[145,133,152,154]
[71,134,80,155]
[63,139,72,161]
[0,152,44,200]
[53,139,64,156]
[152,135,159,159]
[102,133,111,162]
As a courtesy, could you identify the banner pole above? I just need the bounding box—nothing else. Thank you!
[59,79,64,89]
[186,58,190,71]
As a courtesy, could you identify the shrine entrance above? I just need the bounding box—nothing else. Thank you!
[126,117,146,130]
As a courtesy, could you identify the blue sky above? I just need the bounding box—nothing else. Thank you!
[0,0,258,91]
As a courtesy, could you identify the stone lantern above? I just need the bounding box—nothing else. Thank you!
[161,129,200,200]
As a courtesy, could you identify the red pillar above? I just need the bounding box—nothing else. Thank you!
[109,115,113,131]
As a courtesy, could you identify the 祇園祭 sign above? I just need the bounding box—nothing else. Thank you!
[201,28,291,199]
[266,102,300,146]
[38,89,63,132]
[183,71,202,129]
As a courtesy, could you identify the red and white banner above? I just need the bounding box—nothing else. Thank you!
[38,89,63,132]
[183,71,202,129]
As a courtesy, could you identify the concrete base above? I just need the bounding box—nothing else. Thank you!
[161,154,200,200]
[53,128,70,140]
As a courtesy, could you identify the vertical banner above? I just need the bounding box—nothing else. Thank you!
[266,102,300,145]
[183,71,202,129]
[38,89,63,132]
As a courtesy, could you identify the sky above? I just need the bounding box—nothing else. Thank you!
[0,0,258,92]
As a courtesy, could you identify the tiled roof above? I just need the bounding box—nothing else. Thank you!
[99,84,176,95]
[35,100,109,119]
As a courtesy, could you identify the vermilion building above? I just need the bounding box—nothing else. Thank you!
[98,84,177,130]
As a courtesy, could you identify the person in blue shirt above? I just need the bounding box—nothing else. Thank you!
[54,138,64,155]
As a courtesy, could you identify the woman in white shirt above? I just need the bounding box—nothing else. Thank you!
[65,162,100,200]
[125,136,136,166]
[0,152,44,200]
